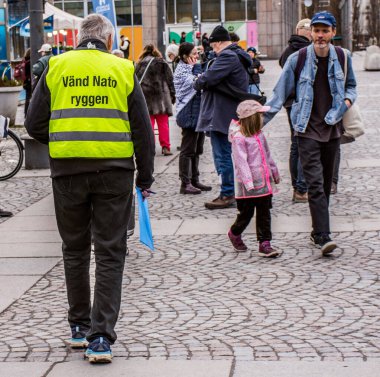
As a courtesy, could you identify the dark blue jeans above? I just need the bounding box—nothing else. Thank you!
[210,131,234,197]
[287,108,307,194]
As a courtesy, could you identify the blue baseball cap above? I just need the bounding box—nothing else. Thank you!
[311,11,336,28]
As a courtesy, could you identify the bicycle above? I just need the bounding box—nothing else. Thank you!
[0,129,24,180]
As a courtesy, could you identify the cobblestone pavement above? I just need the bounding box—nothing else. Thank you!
[0,127,52,224]
[0,53,379,363]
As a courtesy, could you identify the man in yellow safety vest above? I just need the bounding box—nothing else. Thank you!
[25,14,155,364]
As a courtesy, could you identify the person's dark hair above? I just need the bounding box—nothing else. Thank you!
[230,32,240,42]
[138,44,162,63]
[24,48,31,60]
[178,42,195,63]
[181,31,186,36]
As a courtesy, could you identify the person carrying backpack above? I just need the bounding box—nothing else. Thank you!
[32,43,53,82]
[263,11,357,256]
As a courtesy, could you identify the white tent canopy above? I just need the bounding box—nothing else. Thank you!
[44,3,83,30]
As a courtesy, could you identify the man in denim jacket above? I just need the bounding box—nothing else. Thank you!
[264,12,357,255]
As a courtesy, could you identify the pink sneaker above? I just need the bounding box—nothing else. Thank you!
[228,229,248,252]
[258,241,279,258]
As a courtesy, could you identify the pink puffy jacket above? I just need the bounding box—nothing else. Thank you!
[229,120,280,199]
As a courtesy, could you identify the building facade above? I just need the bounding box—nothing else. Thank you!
[52,0,300,58]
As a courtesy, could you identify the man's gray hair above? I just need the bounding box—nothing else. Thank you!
[78,14,115,47]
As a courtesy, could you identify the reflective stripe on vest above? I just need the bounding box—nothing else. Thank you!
[51,108,129,121]
[49,131,132,142]
[46,49,135,159]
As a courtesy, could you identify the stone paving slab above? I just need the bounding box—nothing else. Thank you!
[0,230,61,243]
[0,257,59,275]
[233,361,380,376]
[0,215,58,231]
[15,169,51,178]
[48,360,232,377]
[0,243,61,258]
[0,362,52,377]
[0,276,41,313]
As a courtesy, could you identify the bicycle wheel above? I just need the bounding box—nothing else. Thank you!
[0,129,24,181]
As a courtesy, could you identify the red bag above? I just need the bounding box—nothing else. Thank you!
[14,60,26,81]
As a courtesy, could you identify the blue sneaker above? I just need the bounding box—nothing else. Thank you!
[85,336,112,363]
[65,325,89,349]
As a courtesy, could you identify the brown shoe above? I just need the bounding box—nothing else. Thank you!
[205,195,235,210]
[162,147,173,156]
[330,182,337,195]
[293,190,308,203]
[180,183,201,195]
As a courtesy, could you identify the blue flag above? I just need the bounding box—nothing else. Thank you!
[136,188,154,251]
[91,0,118,49]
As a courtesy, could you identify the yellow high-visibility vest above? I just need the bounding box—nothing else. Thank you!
[46,49,135,158]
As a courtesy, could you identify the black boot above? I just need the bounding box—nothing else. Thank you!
[192,181,212,191]
[180,183,201,195]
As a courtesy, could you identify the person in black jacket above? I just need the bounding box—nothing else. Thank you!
[194,25,252,210]
[25,14,155,363]
[279,18,311,204]
[247,47,264,96]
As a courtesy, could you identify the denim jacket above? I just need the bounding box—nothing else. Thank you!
[264,44,357,133]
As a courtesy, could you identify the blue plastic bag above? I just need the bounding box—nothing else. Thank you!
[136,187,154,251]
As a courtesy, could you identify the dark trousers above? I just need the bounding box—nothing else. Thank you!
[286,108,307,193]
[297,137,340,234]
[231,196,272,241]
[210,131,234,196]
[179,129,205,184]
[333,145,341,184]
[52,169,134,344]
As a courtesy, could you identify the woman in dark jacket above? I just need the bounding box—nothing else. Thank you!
[173,43,211,194]
[135,44,176,155]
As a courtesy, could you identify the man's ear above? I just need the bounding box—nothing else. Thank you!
[107,34,113,51]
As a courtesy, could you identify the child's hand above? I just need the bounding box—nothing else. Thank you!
[274,176,280,184]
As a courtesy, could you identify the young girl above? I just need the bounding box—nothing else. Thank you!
[228,100,280,257]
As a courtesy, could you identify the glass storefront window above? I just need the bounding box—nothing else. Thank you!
[177,0,192,24]
[166,0,175,24]
[225,0,246,21]
[60,2,85,18]
[247,0,257,20]
[201,0,220,22]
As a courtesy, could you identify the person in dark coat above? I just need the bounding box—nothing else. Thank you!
[135,44,176,155]
[194,25,251,209]
[180,31,187,44]
[247,47,265,96]
[279,18,311,204]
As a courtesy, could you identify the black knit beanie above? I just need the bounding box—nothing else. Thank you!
[209,26,231,43]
